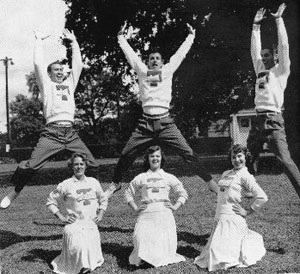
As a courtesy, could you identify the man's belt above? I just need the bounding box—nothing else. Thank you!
[256,110,280,116]
[47,121,73,127]
[142,111,169,120]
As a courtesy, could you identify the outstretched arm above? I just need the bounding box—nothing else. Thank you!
[62,29,83,86]
[168,23,195,72]
[271,3,290,75]
[117,22,146,72]
[251,8,266,75]
[33,30,51,96]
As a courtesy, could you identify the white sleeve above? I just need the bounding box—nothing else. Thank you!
[242,172,268,211]
[94,179,108,211]
[167,174,188,204]
[251,24,262,76]
[69,39,83,88]
[118,35,147,73]
[46,183,65,214]
[124,174,143,203]
[167,34,194,73]
[276,18,290,77]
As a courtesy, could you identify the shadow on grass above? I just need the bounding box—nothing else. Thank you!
[21,248,59,267]
[178,231,210,245]
[0,229,62,249]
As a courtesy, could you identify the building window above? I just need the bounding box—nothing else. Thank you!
[240,118,250,128]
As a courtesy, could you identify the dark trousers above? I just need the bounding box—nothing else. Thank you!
[113,115,212,184]
[12,124,98,193]
[247,112,300,198]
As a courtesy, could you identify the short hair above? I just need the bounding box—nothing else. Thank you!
[143,145,166,171]
[228,144,252,164]
[67,152,89,169]
[47,60,63,73]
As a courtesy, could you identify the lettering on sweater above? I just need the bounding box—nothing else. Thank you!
[146,70,162,87]
[257,71,270,90]
[76,188,94,205]
[56,84,70,101]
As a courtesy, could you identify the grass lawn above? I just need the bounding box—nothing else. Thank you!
[0,162,300,274]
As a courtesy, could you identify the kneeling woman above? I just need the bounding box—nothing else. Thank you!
[124,145,188,267]
[46,153,108,274]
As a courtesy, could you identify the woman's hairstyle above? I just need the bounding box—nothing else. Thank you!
[143,145,166,171]
[228,144,252,163]
[67,152,89,169]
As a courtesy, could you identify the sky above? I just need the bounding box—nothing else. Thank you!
[0,0,69,133]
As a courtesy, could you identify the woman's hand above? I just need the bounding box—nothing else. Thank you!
[59,213,77,224]
[253,8,266,24]
[94,210,104,223]
[232,203,253,217]
[164,201,180,211]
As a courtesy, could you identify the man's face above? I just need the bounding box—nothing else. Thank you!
[148,52,163,71]
[48,63,64,83]
[261,49,275,70]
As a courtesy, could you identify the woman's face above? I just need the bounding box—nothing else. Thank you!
[72,156,86,179]
[148,150,162,171]
[231,151,246,170]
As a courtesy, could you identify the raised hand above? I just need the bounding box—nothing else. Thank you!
[33,30,50,40]
[270,3,287,18]
[118,21,128,36]
[186,23,196,35]
[62,29,76,42]
[253,8,266,24]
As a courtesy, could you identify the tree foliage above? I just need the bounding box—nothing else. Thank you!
[64,0,299,140]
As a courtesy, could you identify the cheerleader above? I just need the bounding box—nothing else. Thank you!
[124,145,188,267]
[194,144,268,271]
[46,153,107,274]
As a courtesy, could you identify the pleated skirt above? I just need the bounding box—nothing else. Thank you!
[194,214,266,271]
[51,220,104,274]
[129,205,185,267]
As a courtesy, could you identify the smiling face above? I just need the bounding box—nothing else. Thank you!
[231,151,246,170]
[72,156,87,180]
[148,149,162,172]
[148,52,163,71]
[48,63,64,83]
[261,49,275,70]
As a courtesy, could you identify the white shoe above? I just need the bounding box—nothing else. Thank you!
[0,189,19,209]
[104,182,121,199]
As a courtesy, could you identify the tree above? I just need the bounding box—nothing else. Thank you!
[10,94,44,147]
[64,0,299,142]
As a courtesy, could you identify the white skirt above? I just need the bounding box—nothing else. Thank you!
[52,220,104,274]
[129,204,185,267]
[194,214,266,271]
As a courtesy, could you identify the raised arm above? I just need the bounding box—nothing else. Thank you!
[33,31,50,93]
[117,22,147,72]
[271,3,290,75]
[62,29,83,86]
[167,23,195,72]
[251,8,265,75]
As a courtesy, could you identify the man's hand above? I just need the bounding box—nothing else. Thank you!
[33,30,50,40]
[62,29,76,42]
[136,203,147,212]
[253,8,266,24]
[186,23,196,35]
[271,3,286,19]
[118,21,127,36]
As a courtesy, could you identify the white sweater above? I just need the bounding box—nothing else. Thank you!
[251,18,290,113]
[34,39,83,124]
[118,34,195,112]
